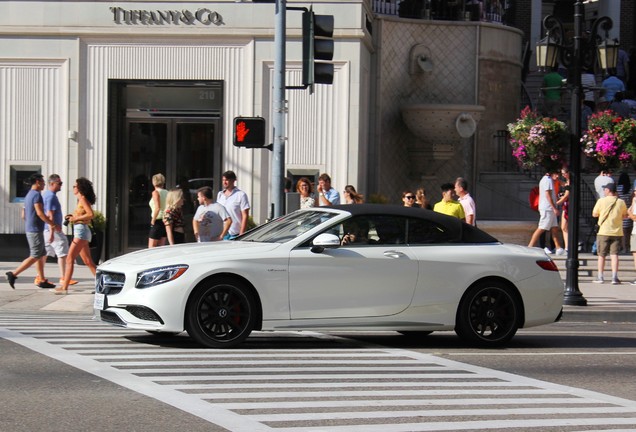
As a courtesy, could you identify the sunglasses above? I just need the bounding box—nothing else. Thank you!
[405,195,415,199]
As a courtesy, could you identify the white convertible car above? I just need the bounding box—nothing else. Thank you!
[95,205,563,348]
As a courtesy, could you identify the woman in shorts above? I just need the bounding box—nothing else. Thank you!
[51,177,97,294]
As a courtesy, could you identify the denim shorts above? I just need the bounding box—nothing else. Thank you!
[74,223,92,242]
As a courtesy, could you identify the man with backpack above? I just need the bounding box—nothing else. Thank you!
[528,170,565,255]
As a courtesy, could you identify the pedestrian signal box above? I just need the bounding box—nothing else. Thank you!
[233,117,266,148]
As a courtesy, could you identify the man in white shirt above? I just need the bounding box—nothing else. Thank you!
[193,186,231,242]
[216,170,250,239]
[528,171,565,255]
[594,170,614,199]
[454,177,476,225]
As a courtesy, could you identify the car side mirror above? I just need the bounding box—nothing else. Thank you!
[311,233,341,253]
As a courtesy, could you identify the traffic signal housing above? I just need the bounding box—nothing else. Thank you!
[302,9,334,89]
[233,117,266,148]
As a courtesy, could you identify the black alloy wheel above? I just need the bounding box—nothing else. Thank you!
[455,281,520,347]
[186,278,256,348]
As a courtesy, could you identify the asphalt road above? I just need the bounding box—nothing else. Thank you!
[1,313,635,432]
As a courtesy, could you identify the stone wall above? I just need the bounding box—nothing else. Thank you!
[370,17,522,205]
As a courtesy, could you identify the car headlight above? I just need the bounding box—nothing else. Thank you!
[135,265,188,289]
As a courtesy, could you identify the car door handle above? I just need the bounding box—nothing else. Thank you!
[384,250,405,259]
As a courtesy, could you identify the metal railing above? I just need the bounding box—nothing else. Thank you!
[372,0,507,24]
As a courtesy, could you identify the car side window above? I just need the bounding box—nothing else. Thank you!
[407,218,452,244]
[367,215,406,245]
[339,216,372,245]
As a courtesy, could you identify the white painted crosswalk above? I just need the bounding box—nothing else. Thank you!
[2,313,636,431]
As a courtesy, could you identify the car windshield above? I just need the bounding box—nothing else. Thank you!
[239,209,339,243]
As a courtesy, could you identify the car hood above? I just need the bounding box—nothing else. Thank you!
[100,241,282,267]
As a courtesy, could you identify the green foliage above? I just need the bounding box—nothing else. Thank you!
[367,193,389,204]
[91,210,106,232]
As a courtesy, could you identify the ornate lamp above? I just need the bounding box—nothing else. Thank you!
[597,38,619,72]
[537,2,618,306]
[536,36,559,71]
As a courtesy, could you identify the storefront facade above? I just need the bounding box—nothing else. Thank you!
[0,1,373,258]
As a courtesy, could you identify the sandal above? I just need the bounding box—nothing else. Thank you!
[49,288,68,295]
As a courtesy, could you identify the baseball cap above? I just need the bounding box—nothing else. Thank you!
[603,183,616,192]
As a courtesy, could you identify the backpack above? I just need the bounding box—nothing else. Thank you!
[529,186,540,212]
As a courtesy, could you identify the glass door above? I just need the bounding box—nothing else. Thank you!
[122,119,219,253]
[124,120,168,250]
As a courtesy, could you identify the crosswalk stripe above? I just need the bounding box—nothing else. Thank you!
[2,313,636,432]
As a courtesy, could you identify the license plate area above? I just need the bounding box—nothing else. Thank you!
[94,293,107,311]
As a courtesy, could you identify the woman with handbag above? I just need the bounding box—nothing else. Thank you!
[50,177,97,294]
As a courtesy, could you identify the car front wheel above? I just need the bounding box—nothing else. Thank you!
[455,281,520,347]
[186,278,256,348]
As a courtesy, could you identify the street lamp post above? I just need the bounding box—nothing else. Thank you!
[536,1,619,306]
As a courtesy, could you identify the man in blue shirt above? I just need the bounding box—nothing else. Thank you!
[5,174,59,289]
[602,74,625,102]
[39,174,77,286]
[317,173,340,206]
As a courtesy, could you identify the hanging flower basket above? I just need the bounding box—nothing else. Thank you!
[582,110,636,169]
[507,106,569,171]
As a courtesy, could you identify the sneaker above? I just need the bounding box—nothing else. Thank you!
[630,280,636,286]
[555,248,566,256]
[592,277,605,284]
[612,278,622,285]
[37,279,55,289]
[6,271,17,289]
[543,247,553,254]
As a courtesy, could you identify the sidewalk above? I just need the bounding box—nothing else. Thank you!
[0,261,635,322]
[0,261,96,314]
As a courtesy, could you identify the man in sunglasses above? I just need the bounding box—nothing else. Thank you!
[39,174,78,286]
[5,173,58,289]
[433,183,466,221]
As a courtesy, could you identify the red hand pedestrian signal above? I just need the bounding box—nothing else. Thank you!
[233,117,266,148]
[236,121,250,143]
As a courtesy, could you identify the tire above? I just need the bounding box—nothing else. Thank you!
[186,278,256,348]
[455,281,521,347]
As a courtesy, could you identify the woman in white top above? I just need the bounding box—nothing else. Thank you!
[148,173,169,248]
[296,177,316,209]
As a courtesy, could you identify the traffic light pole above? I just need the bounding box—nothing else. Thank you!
[272,0,286,219]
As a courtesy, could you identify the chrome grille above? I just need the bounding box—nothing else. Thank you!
[95,271,125,295]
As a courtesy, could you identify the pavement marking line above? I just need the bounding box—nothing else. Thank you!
[0,326,272,432]
[246,406,636,422]
[268,418,636,432]
[399,349,636,409]
[442,351,636,356]
[3,314,636,432]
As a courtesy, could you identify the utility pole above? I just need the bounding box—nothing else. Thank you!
[271,0,286,219]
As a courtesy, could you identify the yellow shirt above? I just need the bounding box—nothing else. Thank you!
[433,200,466,220]
[593,196,627,236]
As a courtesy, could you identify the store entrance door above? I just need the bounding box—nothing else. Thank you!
[123,119,220,252]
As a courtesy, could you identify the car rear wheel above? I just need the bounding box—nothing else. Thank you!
[455,281,520,347]
[186,278,256,348]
